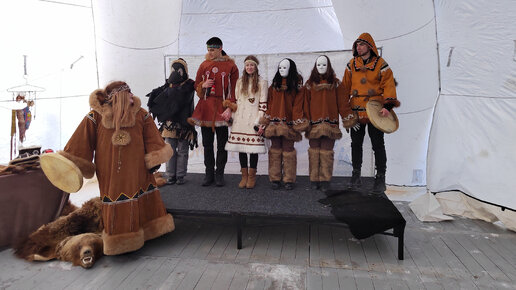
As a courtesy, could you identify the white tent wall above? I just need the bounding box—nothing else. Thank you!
[91,0,182,98]
[0,0,97,165]
[428,0,516,210]
[332,0,439,186]
[178,0,347,55]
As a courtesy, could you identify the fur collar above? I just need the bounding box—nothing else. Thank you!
[89,89,142,129]
[204,53,234,63]
[306,80,341,91]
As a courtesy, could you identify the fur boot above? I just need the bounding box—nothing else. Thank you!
[239,168,248,189]
[247,168,257,189]
[319,150,334,192]
[308,147,320,189]
[282,150,297,190]
[268,149,282,183]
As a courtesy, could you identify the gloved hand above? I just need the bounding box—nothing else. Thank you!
[346,123,360,133]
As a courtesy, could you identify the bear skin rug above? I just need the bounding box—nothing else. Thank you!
[13,198,104,269]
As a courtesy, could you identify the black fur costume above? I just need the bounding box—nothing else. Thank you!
[147,59,198,149]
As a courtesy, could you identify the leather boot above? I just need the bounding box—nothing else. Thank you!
[239,168,248,189]
[215,170,225,187]
[308,147,320,190]
[202,168,214,186]
[348,169,361,189]
[319,150,334,192]
[282,150,297,190]
[247,168,257,189]
[268,148,282,190]
[373,173,386,193]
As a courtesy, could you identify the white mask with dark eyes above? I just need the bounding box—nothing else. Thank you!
[278,59,290,78]
[316,56,328,75]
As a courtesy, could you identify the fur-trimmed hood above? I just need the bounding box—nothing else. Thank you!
[352,33,379,57]
[89,89,142,129]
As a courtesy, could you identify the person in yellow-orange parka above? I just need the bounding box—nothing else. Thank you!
[342,33,400,193]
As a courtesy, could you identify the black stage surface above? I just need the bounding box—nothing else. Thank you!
[160,173,405,259]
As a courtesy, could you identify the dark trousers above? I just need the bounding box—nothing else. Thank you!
[350,123,386,174]
[201,126,228,174]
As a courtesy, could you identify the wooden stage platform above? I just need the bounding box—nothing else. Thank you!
[160,174,406,260]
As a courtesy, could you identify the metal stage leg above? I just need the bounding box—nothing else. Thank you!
[394,225,405,260]
[234,215,245,249]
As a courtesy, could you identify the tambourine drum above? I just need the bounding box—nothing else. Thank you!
[366,100,399,133]
[40,153,83,193]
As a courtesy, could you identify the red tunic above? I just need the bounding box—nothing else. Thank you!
[190,55,239,127]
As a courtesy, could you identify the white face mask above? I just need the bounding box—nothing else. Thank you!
[316,56,328,74]
[278,59,290,78]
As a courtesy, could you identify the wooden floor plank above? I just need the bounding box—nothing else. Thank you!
[235,226,260,264]
[264,226,284,264]
[309,225,321,267]
[336,268,357,290]
[206,227,234,260]
[382,232,426,290]
[211,263,238,290]
[492,235,516,265]
[176,259,207,289]
[0,251,47,289]
[245,273,265,290]
[361,237,390,290]
[331,226,352,269]
[373,235,410,290]
[228,263,250,290]
[194,262,223,290]
[179,224,213,259]
[419,232,463,290]
[143,257,181,288]
[343,230,367,270]
[321,267,340,290]
[191,225,225,260]
[279,224,299,265]
[453,233,511,283]
[404,230,444,289]
[440,234,496,289]
[295,224,311,266]
[220,229,240,262]
[343,231,374,290]
[317,225,336,268]
[157,258,195,290]
[138,221,198,258]
[115,256,167,289]
[472,234,516,282]
[98,255,148,289]
[306,267,323,290]
[9,261,80,290]
[428,235,479,290]
[250,226,273,263]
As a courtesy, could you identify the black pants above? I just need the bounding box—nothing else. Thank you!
[350,123,386,174]
[201,126,228,174]
[239,153,258,169]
